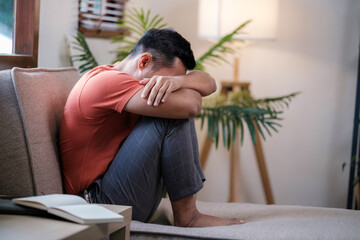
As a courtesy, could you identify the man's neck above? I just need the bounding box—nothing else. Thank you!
[113,57,142,80]
[113,60,129,74]
[112,54,153,80]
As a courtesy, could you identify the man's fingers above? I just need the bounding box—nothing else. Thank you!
[161,88,172,103]
[147,85,160,105]
[141,78,156,98]
[146,76,165,105]
[139,78,150,85]
[153,84,171,106]
[160,82,174,103]
[146,79,162,105]
[148,81,168,106]
[141,76,177,106]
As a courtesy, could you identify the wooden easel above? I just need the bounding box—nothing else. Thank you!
[200,58,274,204]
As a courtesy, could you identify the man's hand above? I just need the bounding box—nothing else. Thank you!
[139,70,216,107]
[139,75,183,106]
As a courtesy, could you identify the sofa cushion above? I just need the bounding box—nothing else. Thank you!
[0,69,34,197]
[131,198,360,240]
[11,67,79,195]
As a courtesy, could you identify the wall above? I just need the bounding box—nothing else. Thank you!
[37,0,360,208]
[38,0,78,67]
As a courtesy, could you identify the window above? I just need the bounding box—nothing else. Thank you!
[0,0,40,70]
[0,0,14,54]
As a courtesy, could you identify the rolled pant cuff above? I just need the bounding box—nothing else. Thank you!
[168,181,204,202]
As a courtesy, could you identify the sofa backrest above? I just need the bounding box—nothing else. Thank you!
[0,69,35,197]
[0,67,79,197]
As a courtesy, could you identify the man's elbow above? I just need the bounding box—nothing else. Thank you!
[175,89,202,118]
[203,77,217,96]
[209,78,217,94]
[188,100,202,118]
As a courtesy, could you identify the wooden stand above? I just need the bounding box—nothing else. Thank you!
[200,58,274,204]
[200,81,274,204]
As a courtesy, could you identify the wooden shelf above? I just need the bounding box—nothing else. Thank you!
[79,26,129,38]
[78,0,128,38]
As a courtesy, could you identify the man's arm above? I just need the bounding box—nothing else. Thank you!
[181,70,217,96]
[124,87,202,119]
[139,70,216,106]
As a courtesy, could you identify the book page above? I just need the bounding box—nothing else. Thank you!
[48,204,124,224]
[13,194,88,210]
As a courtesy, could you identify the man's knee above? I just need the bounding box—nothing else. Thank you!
[137,116,192,135]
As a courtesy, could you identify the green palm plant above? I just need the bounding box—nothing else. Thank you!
[195,19,251,71]
[70,8,298,148]
[70,31,99,73]
[201,90,299,149]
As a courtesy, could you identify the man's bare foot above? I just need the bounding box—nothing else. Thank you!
[175,212,244,227]
[171,194,245,227]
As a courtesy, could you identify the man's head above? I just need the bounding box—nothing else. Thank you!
[128,28,196,76]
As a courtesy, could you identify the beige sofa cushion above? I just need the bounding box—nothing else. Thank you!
[131,198,360,240]
[0,69,34,197]
[11,67,79,195]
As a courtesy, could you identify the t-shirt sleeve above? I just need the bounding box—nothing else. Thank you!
[80,71,143,115]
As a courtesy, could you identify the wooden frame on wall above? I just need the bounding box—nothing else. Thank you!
[0,0,40,70]
[78,0,128,38]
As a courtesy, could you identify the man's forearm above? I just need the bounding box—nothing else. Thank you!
[181,70,217,96]
[139,70,217,106]
[125,88,202,119]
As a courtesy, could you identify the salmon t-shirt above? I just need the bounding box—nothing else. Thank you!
[59,64,143,194]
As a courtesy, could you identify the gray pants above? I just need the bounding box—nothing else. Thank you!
[87,117,205,222]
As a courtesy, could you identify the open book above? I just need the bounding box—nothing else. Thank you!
[12,194,124,224]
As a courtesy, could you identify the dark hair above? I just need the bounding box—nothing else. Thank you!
[129,28,196,70]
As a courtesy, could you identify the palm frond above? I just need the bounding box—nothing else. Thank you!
[198,91,299,148]
[71,31,98,74]
[112,8,167,62]
[205,90,300,111]
[195,19,252,71]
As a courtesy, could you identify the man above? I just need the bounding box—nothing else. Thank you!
[60,28,244,227]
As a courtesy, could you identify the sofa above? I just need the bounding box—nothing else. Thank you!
[0,67,360,240]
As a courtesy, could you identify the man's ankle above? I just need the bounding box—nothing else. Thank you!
[174,208,201,227]
[171,194,199,226]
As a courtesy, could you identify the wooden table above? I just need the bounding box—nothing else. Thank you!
[0,204,132,240]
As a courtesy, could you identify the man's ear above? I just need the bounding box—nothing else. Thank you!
[138,53,152,71]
